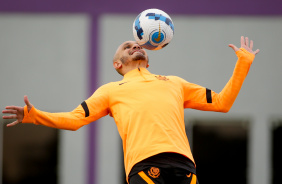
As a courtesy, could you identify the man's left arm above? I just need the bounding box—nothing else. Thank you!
[183,36,259,112]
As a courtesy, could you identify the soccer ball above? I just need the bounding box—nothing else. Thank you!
[133,8,174,50]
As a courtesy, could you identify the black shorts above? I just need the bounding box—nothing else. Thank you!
[129,167,198,184]
[128,153,199,184]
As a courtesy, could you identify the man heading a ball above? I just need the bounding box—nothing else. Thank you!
[3,36,259,184]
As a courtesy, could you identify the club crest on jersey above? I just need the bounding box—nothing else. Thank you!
[155,75,169,81]
[148,167,160,178]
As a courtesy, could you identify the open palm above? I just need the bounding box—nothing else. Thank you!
[229,36,260,55]
[2,96,33,127]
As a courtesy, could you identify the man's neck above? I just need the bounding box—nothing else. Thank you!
[122,61,148,75]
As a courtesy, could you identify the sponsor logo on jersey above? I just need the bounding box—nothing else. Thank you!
[155,75,169,81]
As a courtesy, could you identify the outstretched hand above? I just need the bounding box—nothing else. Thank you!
[229,36,260,55]
[2,96,33,127]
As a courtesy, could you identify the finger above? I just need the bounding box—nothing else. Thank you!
[6,120,19,127]
[228,44,239,52]
[254,49,260,55]
[250,40,254,50]
[2,110,17,114]
[2,115,17,119]
[24,95,33,109]
[245,37,249,47]
[5,106,21,110]
[241,36,244,47]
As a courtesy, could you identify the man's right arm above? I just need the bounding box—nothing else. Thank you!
[21,104,95,131]
[3,84,110,130]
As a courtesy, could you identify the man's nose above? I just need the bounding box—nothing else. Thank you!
[133,44,141,50]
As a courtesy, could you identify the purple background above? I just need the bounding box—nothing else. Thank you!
[1,0,282,15]
[1,0,281,183]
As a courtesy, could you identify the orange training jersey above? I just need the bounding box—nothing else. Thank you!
[22,48,255,180]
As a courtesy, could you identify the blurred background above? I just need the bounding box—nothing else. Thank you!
[0,0,281,184]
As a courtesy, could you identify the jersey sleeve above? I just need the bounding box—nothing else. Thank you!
[22,84,110,130]
[182,48,255,112]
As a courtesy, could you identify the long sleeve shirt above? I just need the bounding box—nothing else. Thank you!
[22,48,255,179]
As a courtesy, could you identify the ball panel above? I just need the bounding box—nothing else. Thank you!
[133,13,144,40]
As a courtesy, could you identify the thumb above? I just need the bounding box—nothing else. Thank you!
[24,95,33,111]
[228,44,239,52]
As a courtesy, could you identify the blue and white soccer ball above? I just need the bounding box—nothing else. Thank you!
[133,8,174,50]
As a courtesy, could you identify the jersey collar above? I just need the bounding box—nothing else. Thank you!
[123,67,152,80]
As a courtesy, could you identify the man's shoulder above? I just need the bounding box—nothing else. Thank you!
[98,79,130,89]
[99,81,122,88]
[165,75,191,85]
[166,75,185,81]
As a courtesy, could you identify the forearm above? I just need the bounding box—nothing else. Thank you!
[22,105,90,130]
[212,48,255,112]
[184,48,255,112]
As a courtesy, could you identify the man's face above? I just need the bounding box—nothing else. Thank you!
[116,41,148,65]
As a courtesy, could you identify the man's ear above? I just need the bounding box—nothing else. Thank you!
[113,61,122,69]
[146,64,149,68]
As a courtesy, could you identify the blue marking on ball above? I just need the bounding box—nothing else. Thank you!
[145,13,174,32]
[134,13,144,40]
[151,32,165,44]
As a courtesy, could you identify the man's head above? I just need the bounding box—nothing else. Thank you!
[113,41,149,76]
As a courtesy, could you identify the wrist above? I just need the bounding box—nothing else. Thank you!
[236,48,255,64]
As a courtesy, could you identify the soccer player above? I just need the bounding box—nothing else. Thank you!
[2,36,259,184]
